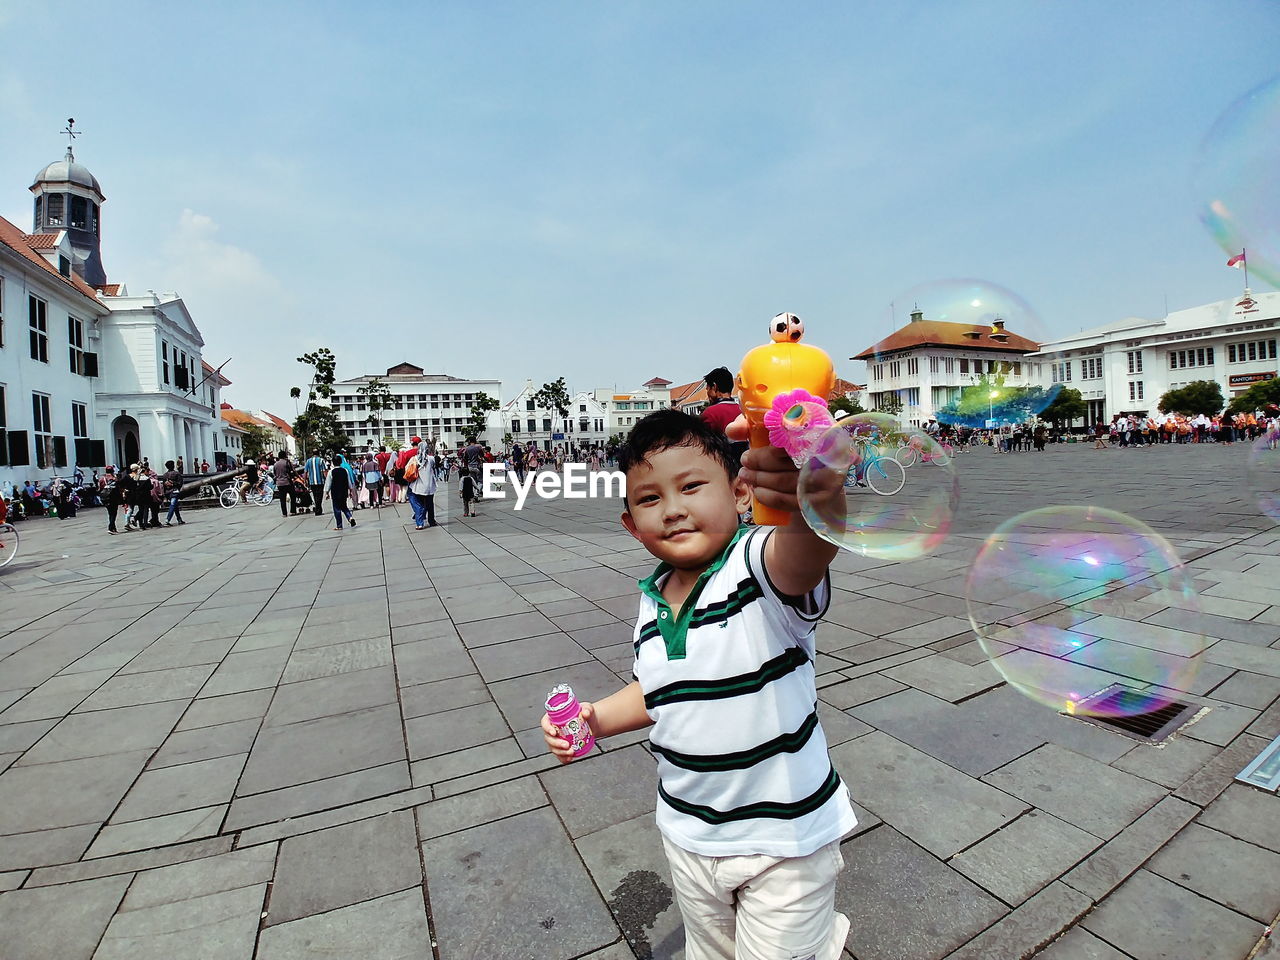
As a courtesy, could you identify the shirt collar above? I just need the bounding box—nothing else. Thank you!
[638,525,748,602]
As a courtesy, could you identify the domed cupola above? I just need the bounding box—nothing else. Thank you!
[29,119,107,287]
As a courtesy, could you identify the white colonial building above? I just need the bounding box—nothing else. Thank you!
[595,377,673,436]
[854,309,1043,426]
[95,288,216,468]
[0,214,109,490]
[1,137,224,476]
[1029,289,1280,425]
[329,362,502,452]
[502,382,608,452]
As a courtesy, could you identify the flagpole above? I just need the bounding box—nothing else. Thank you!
[1243,247,1249,291]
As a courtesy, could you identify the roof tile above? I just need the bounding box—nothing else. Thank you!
[853,320,1039,359]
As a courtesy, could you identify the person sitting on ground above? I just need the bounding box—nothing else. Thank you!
[542,410,856,959]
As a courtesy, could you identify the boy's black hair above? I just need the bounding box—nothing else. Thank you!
[704,366,734,394]
[617,410,739,507]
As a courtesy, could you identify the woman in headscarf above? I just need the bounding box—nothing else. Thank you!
[407,437,439,530]
[323,453,356,530]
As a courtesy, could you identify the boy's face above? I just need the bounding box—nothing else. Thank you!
[621,444,750,570]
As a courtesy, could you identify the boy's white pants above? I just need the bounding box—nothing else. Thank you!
[662,837,849,960]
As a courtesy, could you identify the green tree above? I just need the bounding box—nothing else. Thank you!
[465,391,500,442]
[829,394,864,417]
[1226,376,1280,416]
[1159,380,1225,417]
[502,432,514,448]
[608,431,627,449]
[295,348,337,402]
[1039,387,1087,427]
[382,436,403,452]
[358,376,395,444]
[240,422,275,463]
[532,378,572,438]
[294,403,347,456]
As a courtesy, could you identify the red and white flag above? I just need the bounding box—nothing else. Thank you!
[1227,252,1246,269]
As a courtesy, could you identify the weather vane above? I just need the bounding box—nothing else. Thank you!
[62,118,80,159]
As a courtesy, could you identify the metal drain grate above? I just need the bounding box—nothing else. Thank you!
[1066,685,1201,743]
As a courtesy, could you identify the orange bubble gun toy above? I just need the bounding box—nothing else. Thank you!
[733,313,835,526]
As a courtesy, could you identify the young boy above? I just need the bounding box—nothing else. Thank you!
[543,409,856,960]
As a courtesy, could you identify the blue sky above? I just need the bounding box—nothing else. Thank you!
[2,1,1276,413]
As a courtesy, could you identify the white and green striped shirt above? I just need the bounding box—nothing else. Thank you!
[634,526,857,857]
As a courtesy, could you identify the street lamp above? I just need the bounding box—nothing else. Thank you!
[989,390,1000,425]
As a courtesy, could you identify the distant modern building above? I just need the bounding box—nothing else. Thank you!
[328,362,502,451]
[1029,289,1280,425]
[853,308,1042,426]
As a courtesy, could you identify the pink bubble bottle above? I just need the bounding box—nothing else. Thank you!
[545,683,595,758]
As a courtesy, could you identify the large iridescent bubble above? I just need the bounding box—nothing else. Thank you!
[1247,427,1280,523]
[877,279,1060,428]
[796,413,958,561]
[967,506,1206,718]
[1195,75,1280,290]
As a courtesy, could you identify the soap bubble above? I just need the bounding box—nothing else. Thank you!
[1247,428,1280,523]
[967,506,1206,717]
[797,413,959,561]
[868,279,1059,427]
[1195,75,1280,290]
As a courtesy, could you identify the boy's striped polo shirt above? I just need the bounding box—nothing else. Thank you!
[633,526,857,857]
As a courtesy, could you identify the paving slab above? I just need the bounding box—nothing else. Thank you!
[92,882,267,960]
[1080,868,1262,960]
[1196,783,1280,852]
[575,814,684,960]
[256,887,433,960]
[0,873,133,960]
[830,731,1027,858]
[982,744,1167,840]
[415,776,548,839]
[1145,821,1280,923]
[949,810,1102,906]
[422,807,619,959]
[836,826,1007,960]
[540,743,658,839]
[267,810,422,925]
[224,760,411,830]
[112,753,247,823]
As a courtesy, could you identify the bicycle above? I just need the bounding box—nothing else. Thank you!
[846,439,906,496]
[0,521,17,567]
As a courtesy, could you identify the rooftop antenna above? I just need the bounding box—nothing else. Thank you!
[61,117,80,162]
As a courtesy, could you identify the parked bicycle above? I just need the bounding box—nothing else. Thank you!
[846,439,906,496]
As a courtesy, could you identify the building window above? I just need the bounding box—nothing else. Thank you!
[68,316,86,374]
[959,359,969,374]
[46,194,64,226]
[1128,381,1144,402]
[32,392,52,468]
[511,420,520,433]
[1228,339,1277,362]
[906,388,920,406]
[579,403,587,412]
[542,418,552,432]
[873,364,884,381]
[1013,361,1022,375]
[944,358,954,374]
[0,276,4,347]
[1052,361,1072,383]
[889,361,901,378]
[1082,358,1103,379]
[526,418,535,433]
[928,356,940,374]
[1126,351,1143,374]
[71,401,88,438]
[906,358,919,376]
[70,196,88,230]
[28,296,48,363]
[162,341,170,384]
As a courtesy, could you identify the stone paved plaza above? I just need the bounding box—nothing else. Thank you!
[0,443,1278,960]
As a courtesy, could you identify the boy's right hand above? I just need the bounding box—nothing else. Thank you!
[541,703,594,764]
